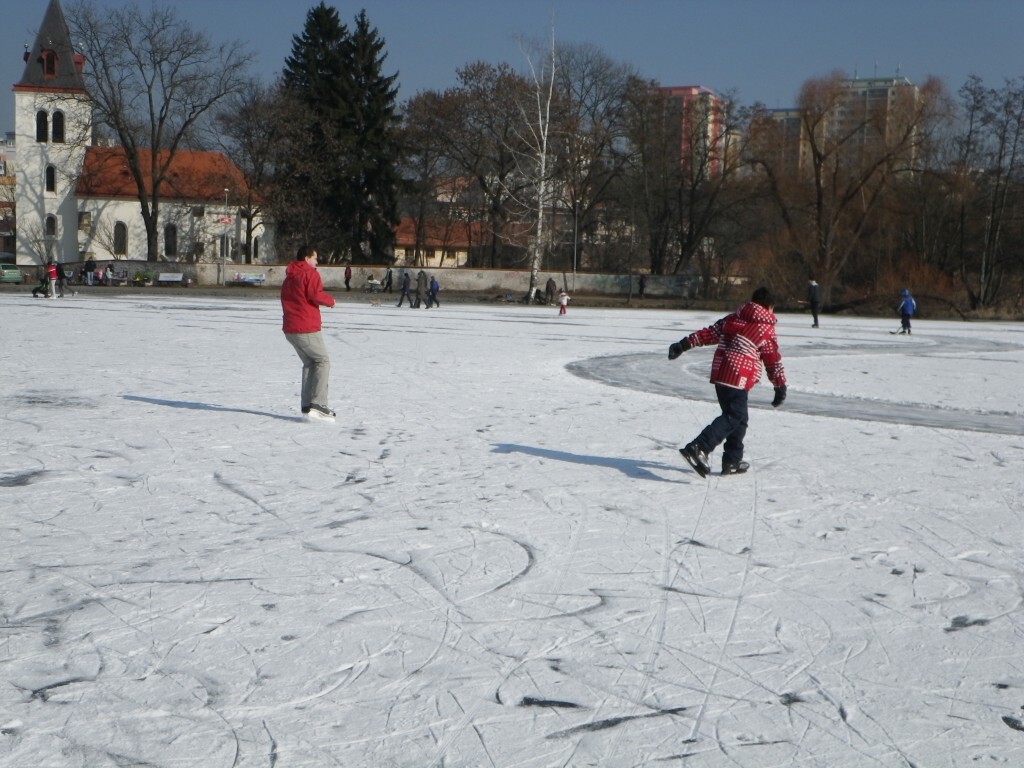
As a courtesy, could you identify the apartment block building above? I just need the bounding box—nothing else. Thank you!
[766,76,922,176]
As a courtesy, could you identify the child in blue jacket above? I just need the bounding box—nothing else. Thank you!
[897,289,916,334]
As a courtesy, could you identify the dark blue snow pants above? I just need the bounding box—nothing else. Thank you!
[695,384,749,465]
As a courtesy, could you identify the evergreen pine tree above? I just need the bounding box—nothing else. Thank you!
[277,4,400,263]
[342,11,401,263]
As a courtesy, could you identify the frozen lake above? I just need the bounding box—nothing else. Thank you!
[1,293,1022,767]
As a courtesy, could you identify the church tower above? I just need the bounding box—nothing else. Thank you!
[13,0,92,266]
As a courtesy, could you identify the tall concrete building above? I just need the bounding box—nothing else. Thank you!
[658,85,727,179]
[766,76,922,177]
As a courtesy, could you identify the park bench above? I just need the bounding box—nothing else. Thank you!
[156,273,185,286]
[228,273,266,286]
[107,269,129,286]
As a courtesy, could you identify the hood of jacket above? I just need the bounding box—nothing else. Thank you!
[736,300,778,326]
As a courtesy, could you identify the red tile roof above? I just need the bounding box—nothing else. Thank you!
[394,216,481,249]
[75,146,248,202]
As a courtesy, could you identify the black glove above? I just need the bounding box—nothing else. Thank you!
[668,338,692,360]
[772,385,787,408]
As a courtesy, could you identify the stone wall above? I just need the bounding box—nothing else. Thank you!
[194,262,693,298]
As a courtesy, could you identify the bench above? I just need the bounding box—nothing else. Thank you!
[156,272,184,286]
[228,273,266,286]
[107,269,129,286]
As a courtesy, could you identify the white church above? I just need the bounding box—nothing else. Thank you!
[11,0,272,270]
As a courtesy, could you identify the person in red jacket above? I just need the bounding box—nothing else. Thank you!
[668,286,787,476]
[281,245,336,421]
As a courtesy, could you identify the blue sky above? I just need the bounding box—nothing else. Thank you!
[3,0,1022,135]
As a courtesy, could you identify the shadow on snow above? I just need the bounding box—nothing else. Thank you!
[123,394,302,422]
[491,442,683,482]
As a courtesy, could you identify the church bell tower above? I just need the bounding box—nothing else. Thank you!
[13,0,92,266]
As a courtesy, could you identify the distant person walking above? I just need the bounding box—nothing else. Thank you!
[46,259,58,299]
[807,279,821,328]
[426,275,440,308]
[344,264,352,291]
[281,245,336,421]
[56,261,74,297]
[896,288,916,335]
[382,267,393,293]
[84,256,96,286]
[415,269,427,308]
[396,271,412,307]
[545,277,557,305]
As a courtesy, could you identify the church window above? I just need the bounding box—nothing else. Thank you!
[36,111,48,143]
[114,222,128,256]
[45,215,58,237]
[52,112,65,143]
[164,224,178,257]
[45,165,56,192]
[42,50,58,78]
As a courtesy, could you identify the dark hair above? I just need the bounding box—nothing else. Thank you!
[751,286,774,308]
[296,244,316,261]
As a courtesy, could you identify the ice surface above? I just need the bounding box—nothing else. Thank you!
[1,294,1022,767]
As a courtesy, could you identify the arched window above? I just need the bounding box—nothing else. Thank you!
[164,224,177,257]
[36,111,48,143]
[45,166,56,192]
[45,215,58,237]
[114,222,127,256]
[52,111,65,143]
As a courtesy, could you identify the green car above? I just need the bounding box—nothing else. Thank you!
[0,264,23,284]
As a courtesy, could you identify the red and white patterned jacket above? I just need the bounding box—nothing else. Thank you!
[686,301,786,391]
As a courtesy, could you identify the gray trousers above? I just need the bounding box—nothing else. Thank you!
[285,331,331,409]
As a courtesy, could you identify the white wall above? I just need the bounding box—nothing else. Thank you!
[14,90,90,266]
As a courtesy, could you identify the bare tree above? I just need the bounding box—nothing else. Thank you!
[427,63,531,268]
[213,82,277,263]
[551,43,635,281]
[512,31,560,295]
[67,1,252,262]
[949,76,1024,307]
[622,81,681,276]
[748,71,946,304]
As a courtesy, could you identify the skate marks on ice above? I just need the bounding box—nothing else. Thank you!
[567,334,1024,436]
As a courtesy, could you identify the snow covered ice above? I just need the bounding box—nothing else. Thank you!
[1,292,1022,767]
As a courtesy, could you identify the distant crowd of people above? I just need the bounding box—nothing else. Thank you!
[30,256,131,297]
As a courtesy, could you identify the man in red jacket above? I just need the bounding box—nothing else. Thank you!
[669,286,787,476]
[281,245,336,421]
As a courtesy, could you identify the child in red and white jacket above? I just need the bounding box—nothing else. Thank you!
[669,286,787,477]
[558,289,570,315]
